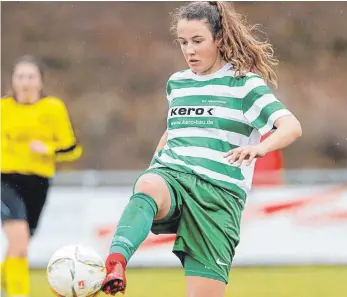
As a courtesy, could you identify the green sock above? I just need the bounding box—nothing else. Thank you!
[110,192,158,262]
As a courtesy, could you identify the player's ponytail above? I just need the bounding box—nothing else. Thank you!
[214,1,278,86]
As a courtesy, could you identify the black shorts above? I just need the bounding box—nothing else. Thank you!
[1,173,50,236]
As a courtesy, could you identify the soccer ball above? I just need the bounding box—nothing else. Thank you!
[47,244,106,297]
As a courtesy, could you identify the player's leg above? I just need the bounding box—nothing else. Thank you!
[184,255,226,297]
[110,173,172,258]
[186,277,226,297]
[102,172,173,295]
[1,174,30,297]
[22,175,50,237]
[2,221,30,297]
[170,172,242,297]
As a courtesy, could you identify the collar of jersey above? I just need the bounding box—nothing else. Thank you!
[189,63,233,81]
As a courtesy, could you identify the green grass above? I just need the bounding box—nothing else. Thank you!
[33,266,346,297]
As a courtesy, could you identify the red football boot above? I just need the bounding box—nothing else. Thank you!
[101,254,127,295]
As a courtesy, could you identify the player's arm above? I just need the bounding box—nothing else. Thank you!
[225,79,302,166]
[46,100,82,162]
[149,80,170,163]
[225,115,301,167]
[155,130,168,153]
[148,130,168,166]
[257,115,301,155]
[153,77,172,153]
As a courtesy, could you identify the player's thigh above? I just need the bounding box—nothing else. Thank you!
[1,176,28,223]
[134,173,172,220]
[185,255,227,297]
[186,276,226,297]
[1,178,31,256]
[184,255,226,297]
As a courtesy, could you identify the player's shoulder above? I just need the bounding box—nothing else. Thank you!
[244,71,263,79]
[238,71,268,90]
[166,69,193,96]
[237,71,264,83]
[1,96,15,107]
[167,69,192,82]
[1,96,15,102]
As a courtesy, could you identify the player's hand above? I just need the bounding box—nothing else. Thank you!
[224,144,268,167]
[29,140,48,154]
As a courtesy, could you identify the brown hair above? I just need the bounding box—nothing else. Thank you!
[6,55,46,98]
[171,1,278,87]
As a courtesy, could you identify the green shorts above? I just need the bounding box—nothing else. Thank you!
[135,167,243,284]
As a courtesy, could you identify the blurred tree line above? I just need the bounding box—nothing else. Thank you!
[2,2,347,170]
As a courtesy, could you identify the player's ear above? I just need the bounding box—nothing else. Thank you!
[214,30,223,47]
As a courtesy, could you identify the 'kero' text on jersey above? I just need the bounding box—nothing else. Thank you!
[169,107,215,117]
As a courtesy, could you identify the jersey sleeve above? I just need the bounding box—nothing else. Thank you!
[166,71,182,105]
[166,81,171,104]
[50,99,83,162]
[166,76,174,105]
[241,77,292,135]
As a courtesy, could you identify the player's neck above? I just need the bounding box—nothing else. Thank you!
[195,57,227,76]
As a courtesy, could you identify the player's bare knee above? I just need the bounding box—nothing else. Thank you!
[134,173,171,213]
[7,245,28,258]
[4,221,30,257]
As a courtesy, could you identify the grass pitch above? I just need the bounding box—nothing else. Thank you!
[33,265,346,297]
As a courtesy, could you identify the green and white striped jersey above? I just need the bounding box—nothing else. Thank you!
[150,63,292,200]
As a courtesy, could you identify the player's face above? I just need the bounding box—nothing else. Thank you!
[12,62,43,100]
[177,19,222,75]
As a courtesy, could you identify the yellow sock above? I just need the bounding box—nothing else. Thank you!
[3,257,30,297]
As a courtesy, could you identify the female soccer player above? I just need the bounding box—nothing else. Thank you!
[1,55,82,297]
[102,2,302,296]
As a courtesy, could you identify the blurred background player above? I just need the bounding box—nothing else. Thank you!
[1,55,82,297]
[101,2,302,297]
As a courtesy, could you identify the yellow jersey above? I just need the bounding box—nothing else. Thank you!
[1,96,82,178]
